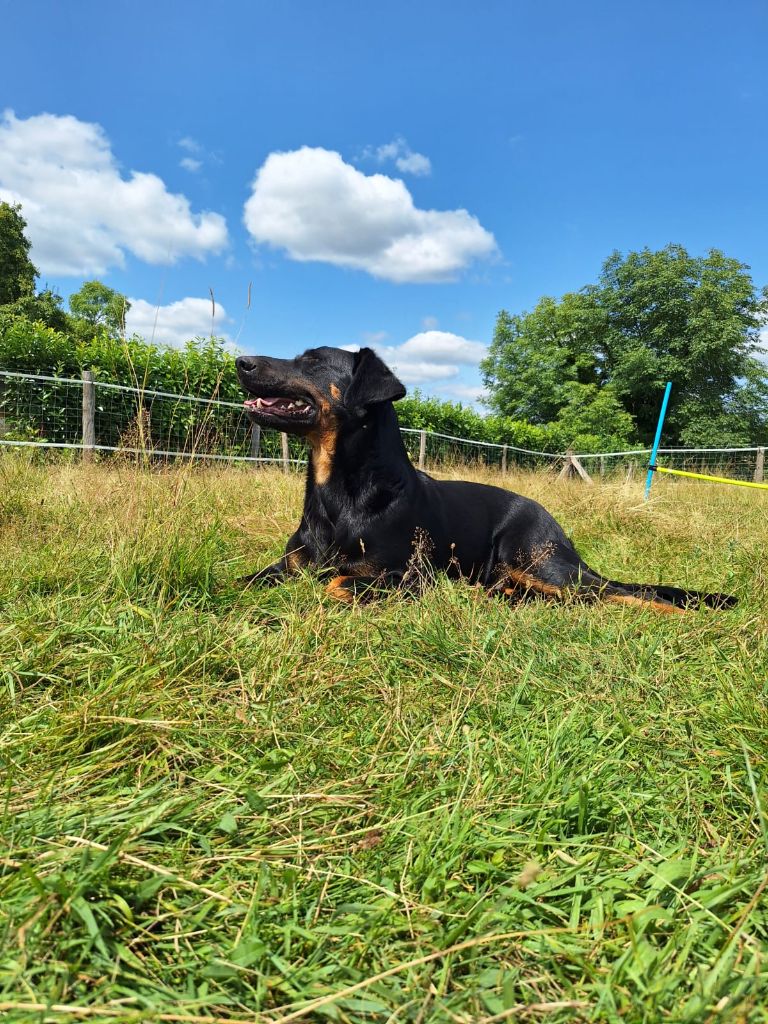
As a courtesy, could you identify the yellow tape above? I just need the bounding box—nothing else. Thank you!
[655,465,768,490]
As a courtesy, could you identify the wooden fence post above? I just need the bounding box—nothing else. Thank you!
[755,447,765,484]
[81,370,96,462]
[250,423,261,466]
[557,448,574,481]
[418,429,427,471]
[281,432,290,473]
[501,444,508,475]
[557,448,593,485]
[600,455,606,480]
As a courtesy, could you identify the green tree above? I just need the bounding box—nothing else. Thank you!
[69,280,131,336]
[552,383,635,449]
[482,245,768,445]
[0,202,38,305]
[0,288,71,333]
[480,294,606,425]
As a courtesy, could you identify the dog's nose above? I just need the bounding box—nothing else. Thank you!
[236,356,258,373]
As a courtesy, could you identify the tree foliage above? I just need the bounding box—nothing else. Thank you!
[0,202,38,305]
[482,245,768,445]
[0,315,239,399]
[0,288,72,333]
[69,280,131,336]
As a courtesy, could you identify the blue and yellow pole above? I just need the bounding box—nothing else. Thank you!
[644,381,672,500]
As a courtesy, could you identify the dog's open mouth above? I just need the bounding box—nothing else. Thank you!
[243,395,315,421]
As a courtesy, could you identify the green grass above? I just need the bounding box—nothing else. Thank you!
[1,454,767,1023]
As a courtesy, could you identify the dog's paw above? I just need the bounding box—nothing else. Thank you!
[238,563,285,588]
[325,575,356,603]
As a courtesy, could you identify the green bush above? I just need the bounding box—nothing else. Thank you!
[0,316,639,453]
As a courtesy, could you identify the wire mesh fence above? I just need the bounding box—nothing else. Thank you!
[578,447,765,482]
[652,448,762,481]
[0,369,765,482]
[0,370,306,465]
[401,428,558,473]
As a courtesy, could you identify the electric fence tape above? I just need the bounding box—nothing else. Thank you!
[651,465,768,491]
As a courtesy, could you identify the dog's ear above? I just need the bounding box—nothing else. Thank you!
[345,348,406,413]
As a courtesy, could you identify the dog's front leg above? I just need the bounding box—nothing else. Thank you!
[239,535,309,587]
[239,560,290,587]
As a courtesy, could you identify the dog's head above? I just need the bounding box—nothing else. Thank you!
[236,346,406,436]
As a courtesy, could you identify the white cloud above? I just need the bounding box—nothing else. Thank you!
[347,328,487,386]
[395,151,432,176]
[394,330,487,365]
[367,137,432,177]
[0,110,228,276]
[386,360,460,384]
[177,136,221,173]
[243,147,496,284]
[422,315,439,330]
[126,297,232,349]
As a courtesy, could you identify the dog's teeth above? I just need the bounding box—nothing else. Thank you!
[256,398,263,408]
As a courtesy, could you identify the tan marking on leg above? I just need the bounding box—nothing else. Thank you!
[285,549,307,572]
[605,593,686,615]
[504,568,563,598]
[326,576,355,602]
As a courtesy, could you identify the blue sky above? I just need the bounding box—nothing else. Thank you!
[1,0,766,402]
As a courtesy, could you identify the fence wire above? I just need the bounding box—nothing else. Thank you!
[0,370,764,482]
[0,371,307,465]
[579,447,763,482]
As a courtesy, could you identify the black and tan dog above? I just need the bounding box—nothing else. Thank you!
[236,346,735,612]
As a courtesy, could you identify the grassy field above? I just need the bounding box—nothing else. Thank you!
[1,455,767,1023]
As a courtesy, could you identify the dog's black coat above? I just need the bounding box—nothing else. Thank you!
[236,345,735,611]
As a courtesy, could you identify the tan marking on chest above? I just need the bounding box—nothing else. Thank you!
[312,440,335,485]
[308,399,338,487]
